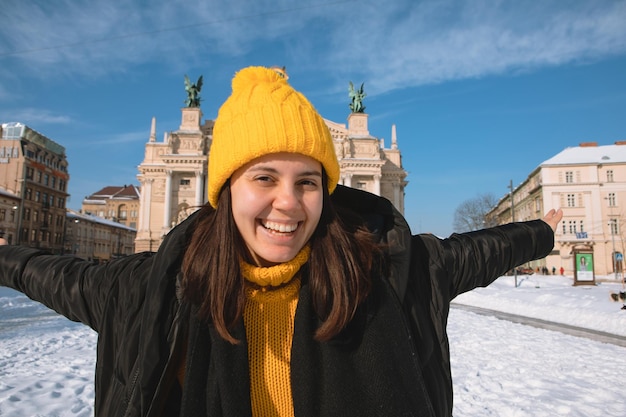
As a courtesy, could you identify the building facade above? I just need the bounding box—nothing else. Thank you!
[489,141,626,278]
[0,188,20,244]
[64,209,136,262]
[82,185,141,229]
[135,107,408,252]
[0,122,70,253]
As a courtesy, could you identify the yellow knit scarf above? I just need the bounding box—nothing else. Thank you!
[240,245,310,287]
[240,245,310,417]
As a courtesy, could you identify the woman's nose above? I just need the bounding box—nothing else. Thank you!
[273,185,301,211]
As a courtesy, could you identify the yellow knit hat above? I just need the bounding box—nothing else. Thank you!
[208,66,340,208]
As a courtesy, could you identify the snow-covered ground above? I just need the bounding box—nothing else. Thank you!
[1,274,625,416]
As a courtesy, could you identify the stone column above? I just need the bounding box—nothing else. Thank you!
[139,178,153,232]
[163,170,173,230]
[374,174,381,196]
[343,173,353,187]
[195,170,204,207]
[393,182,400,210]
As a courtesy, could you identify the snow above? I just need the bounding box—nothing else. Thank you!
[1,274,625,416]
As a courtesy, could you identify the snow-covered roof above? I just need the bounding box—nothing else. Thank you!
[67,209,136,231]
[0,188,18,199]
[541,143,626,166]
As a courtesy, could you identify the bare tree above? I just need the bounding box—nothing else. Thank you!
[453,193,499,233]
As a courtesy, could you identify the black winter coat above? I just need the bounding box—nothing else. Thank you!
[0,186,555,417]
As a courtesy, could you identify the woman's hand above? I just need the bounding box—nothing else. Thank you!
[542,208,563,233]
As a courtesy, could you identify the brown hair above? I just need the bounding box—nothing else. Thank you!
[181,179,382,344]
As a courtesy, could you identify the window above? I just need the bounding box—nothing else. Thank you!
[565,171,573,183]
[608,193,616,207]
[1,123,24,139]
[607,170,614,182]
[610,219,619,235]
[25,188,32,200]
[568,220,577,234]
[44,174,49,186]
[35,191,40,202]
[580,220,584,233]
[180,179,190,186]
[0,209,5,221]
[567,194,576,207]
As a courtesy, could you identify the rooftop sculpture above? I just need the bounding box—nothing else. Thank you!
[348,81,366,113]
[184,75,203,108]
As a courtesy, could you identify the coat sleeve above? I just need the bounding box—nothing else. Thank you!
[400,220,555,416]
[414,219,555,303]
[0,245,154,332]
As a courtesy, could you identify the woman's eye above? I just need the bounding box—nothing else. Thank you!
[299,179,319,188]
[255,176,273,183]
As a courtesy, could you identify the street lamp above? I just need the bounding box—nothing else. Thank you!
[605,196,618,280]
[509,180,519,287]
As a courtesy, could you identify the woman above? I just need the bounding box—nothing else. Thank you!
[0,66,562,417]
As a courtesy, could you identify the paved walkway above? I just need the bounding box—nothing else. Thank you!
[452,303,626,348]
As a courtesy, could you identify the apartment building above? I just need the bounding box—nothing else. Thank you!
[489,141,626,278]
[0,122,69,253]
[82,184,140,228]
[64,209,136,262]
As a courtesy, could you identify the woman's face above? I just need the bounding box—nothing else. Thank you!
[230,152,324,267]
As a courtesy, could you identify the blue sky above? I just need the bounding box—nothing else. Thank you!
[1,0,625,237]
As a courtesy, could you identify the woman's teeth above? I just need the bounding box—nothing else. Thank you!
[263,221,298,233]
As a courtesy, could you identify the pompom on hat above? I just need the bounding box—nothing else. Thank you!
[208,66,340,208]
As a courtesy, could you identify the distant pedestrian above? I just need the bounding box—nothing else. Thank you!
[552,266,556,275]
[560,266,565,275]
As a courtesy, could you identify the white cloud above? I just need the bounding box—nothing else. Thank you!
[2,108,72,125]
[67,130,147,148]
[1,0,625,92]
[325,0,626,93]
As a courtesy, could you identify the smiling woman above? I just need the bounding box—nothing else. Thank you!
[0,65,561,417]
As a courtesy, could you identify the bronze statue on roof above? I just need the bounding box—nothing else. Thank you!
[348,81,366,113]
[184,75,203,108]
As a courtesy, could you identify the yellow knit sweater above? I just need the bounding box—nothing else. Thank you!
[240,246,309,417]
[243,277,300,417]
